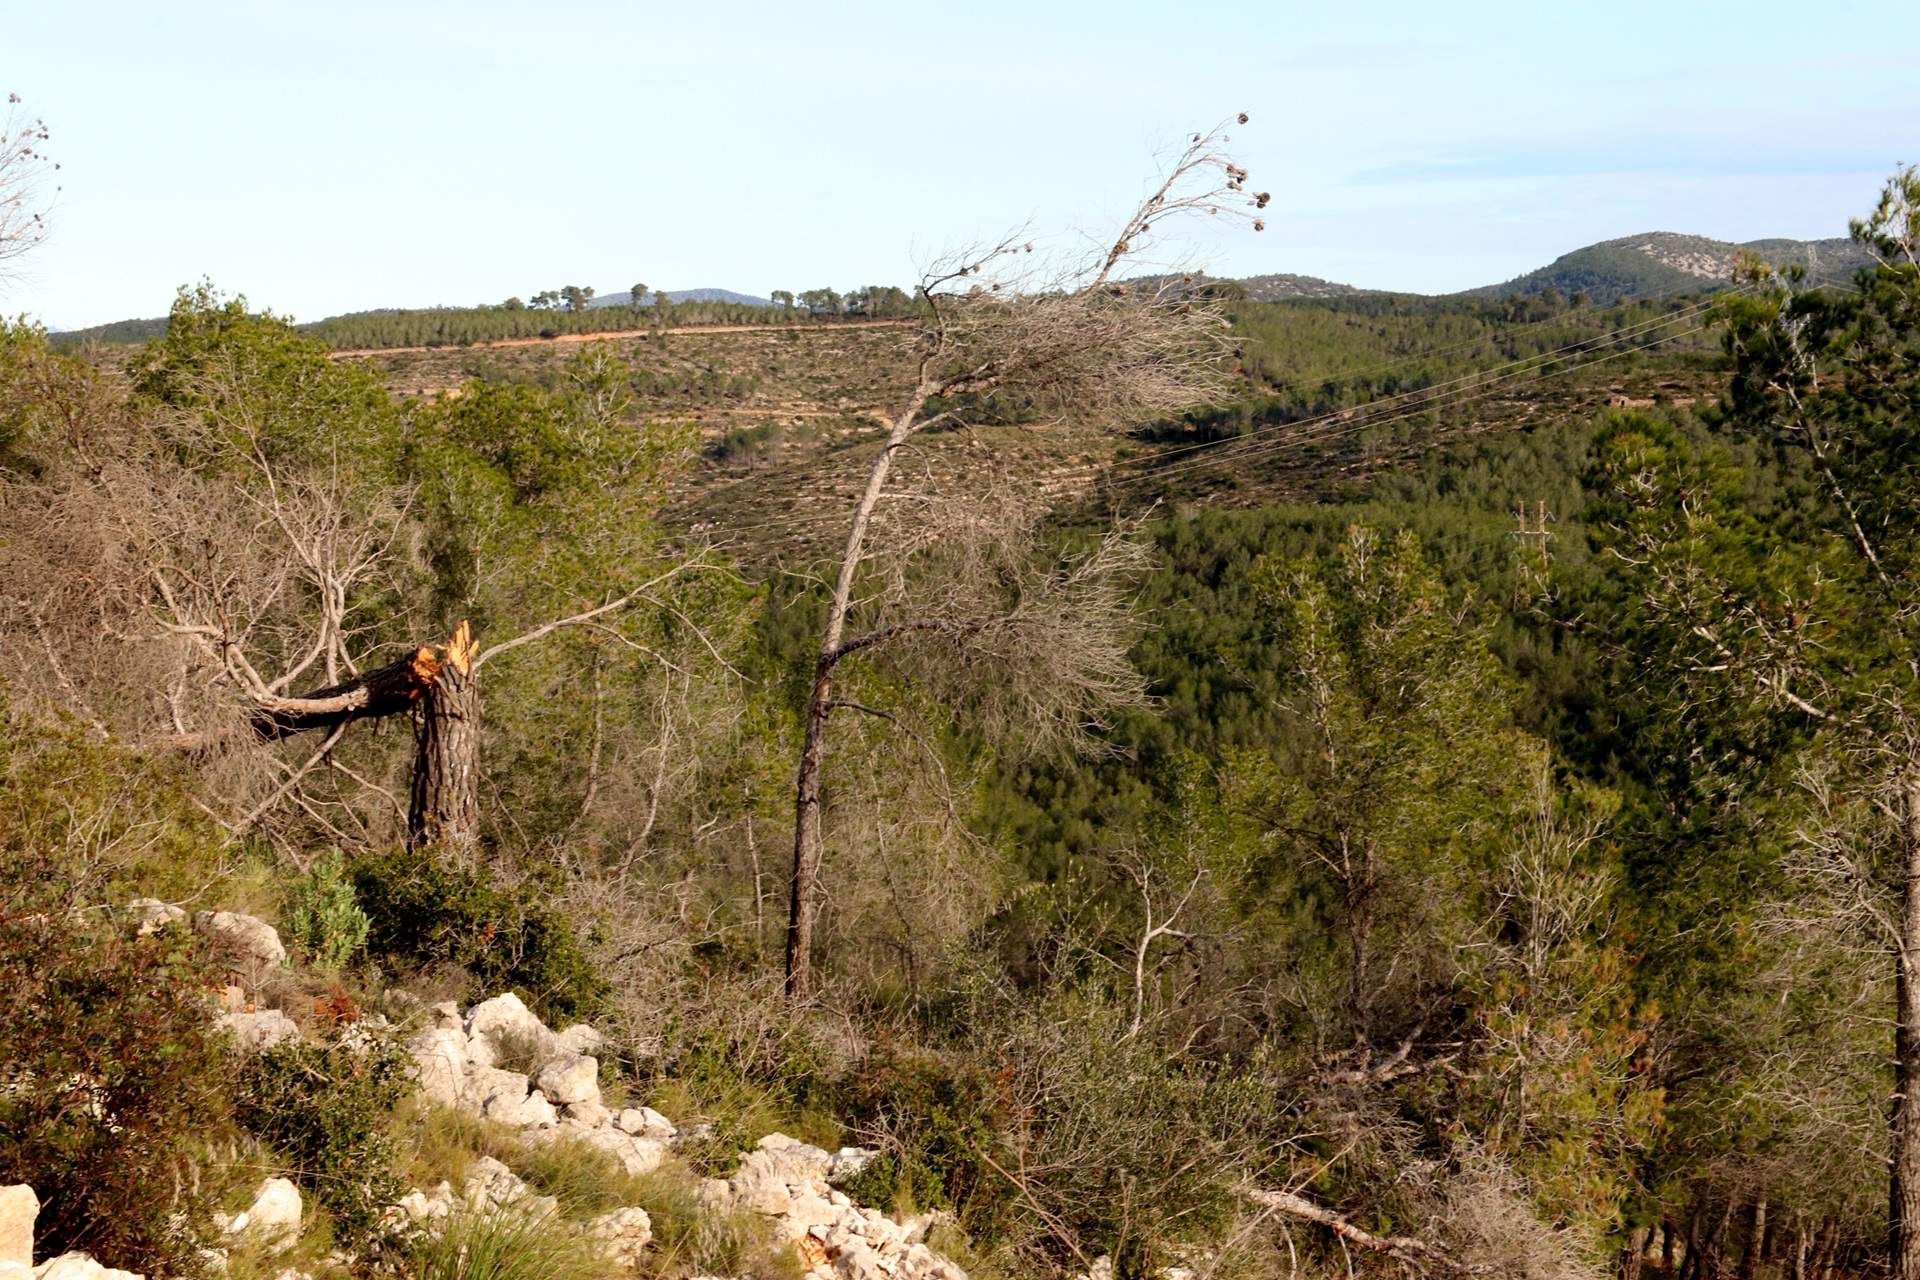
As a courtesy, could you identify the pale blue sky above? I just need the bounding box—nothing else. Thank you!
[8,1,1915,328]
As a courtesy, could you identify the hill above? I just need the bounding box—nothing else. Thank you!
[1235,271,1377,301]
[586,287,774,309]
[1461,231,1872,304]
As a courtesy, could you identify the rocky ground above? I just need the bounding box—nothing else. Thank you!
[4,904,969,1280]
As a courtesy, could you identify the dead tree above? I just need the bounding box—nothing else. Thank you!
[783,115,1268,1000]
[1,93,55,277]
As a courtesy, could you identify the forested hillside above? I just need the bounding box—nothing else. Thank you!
[6,95,1920,1280]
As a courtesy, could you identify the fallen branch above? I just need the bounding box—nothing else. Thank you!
[1247,1188,1465,1272]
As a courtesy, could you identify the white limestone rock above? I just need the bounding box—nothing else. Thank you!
[465,1067,531,1116]
[828,1146,879,1184]
[218,1009,300,1052]
[0,1187,35,1271]
[561,1099,611,1129]
[409,1028,469,1106]
[533,1053,600,1107]
[463,993,553,1055]
[125,899,186,936]
[192,911,287,967]
[222,1178,301,1255]
[519,1092,560,1130]
[394,1182,456,1225]
[584,1207,652,1267]
[31,1255,143,1280]
[616,1107,676,1140]
[572,1127,665,1176]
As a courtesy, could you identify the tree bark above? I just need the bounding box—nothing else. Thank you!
[1738,1200,1765,1280]
[1663,1220,1676,1276]
[1896,765,1920,1280]
[1624,1226,1648,1280]
[407,621,481,857]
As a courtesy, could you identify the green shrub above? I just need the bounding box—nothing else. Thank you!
[833,1050,1007,1227]
[406,1208,610,1280]
[0,703,237,1275]
[349,848,606,1022]
[0,910,232,1276]
[285,849,371,970]
[234,1033,411,1250]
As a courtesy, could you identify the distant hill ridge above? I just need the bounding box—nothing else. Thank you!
[1458,231,1873,305]
[48,234,1874,345]
[585,287,774,309]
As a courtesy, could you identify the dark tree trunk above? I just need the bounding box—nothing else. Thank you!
[408,621,481,857]
[1663,1220,1677,1276]
[786,661,834,1000]
[1624,1227,1648,1280]
[1680,1209,1704,1280]
[1739,1200,1766,1280]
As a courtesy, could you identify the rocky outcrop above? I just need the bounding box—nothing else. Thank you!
[711,1134,963,1280]
[390,995,970,1280]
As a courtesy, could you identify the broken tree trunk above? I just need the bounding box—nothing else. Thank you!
[172,621,485,854]
[408,621,481,856]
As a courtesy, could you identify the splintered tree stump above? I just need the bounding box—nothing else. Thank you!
[408,621,481,856]
[174,620,486,855]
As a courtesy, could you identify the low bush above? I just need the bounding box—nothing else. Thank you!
[349,848,607,1023]
[234,1032,411,1250]
[406,1207,610,1280]
[285,849,371,971]
[0,704,237,1275]
[0,911,232,1276]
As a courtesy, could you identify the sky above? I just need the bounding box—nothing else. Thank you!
[6,0,1916,329]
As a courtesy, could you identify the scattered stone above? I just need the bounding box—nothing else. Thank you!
[533,1053,600,1107]
[520,1092,560,1129]
[430,1001,463,1031]
[561,1099,611,1128]
[222,1178,302,1255]
[616,1107,675,1140]
[218,1009,300,1052]
[192,911,286,968]
[583,1207,652,1267]
[394,1182,456,1226]
[461,1158,531,1214]
[568,1128,668,1182]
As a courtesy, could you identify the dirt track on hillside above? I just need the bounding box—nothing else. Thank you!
[328,318,912,360]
